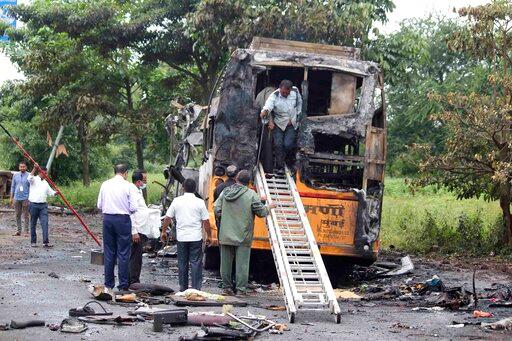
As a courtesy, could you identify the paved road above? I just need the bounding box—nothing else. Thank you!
[0,211,511,340]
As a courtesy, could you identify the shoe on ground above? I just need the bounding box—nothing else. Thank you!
[13,232,21,236]
[31,243,37,247]
[235,290,249,297]
[43,243,54,248]
[222,289,235,296]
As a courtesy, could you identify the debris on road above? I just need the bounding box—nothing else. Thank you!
[3,320,46,330]
[69,301,112,317]
[59,317,88,333]
[128,282,175,295]
[153,309,188,331]
[157,245,177,257]
[481,316,512,330]
[88,284,113,301]
[334,289,362,301]
[48,272,59,279]
[263,305,287,311]
[376,256,414,277]
[187,312,233,326]
[77,315,143,326]
[473,310,493,318]
[412,306,444,312]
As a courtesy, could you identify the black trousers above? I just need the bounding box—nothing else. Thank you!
[129,233,148,285]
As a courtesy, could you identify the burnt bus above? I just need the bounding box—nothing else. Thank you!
[197,37,386,274]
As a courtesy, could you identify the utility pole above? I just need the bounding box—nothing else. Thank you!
[46,125,64,173]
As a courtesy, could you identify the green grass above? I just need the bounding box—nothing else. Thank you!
[381,178,506,255]
[50,172,166,209]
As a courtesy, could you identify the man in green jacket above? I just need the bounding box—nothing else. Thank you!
[214,169,273,295]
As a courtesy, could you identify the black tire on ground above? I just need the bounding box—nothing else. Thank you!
[204,246,220,270]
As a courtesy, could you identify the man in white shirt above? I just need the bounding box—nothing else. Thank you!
[161,179,211,292]
[97,164,139,291]
[129,170,151,285]
[28,166,56,248]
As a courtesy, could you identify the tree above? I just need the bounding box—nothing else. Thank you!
[1,12,118,186]
[3,0,174,174]
[0,81,112,183]
[137,0,395,103]
[367,16,483,175]
[416,0,512,244]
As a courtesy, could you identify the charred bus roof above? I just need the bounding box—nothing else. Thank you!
[209,37,385,193]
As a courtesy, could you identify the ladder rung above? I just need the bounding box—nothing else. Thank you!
[267,178,287,182]
[284,242,309,251]
[290,265,317,271]
[281,233,308,241]
[286,250,311,255]
[276,214,300,219]
[292,273,320,279]
[296,282,324,291]
[288,256,314,262]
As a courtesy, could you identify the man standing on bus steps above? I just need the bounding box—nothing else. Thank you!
[260,79,303,173]
[214,170,274,296]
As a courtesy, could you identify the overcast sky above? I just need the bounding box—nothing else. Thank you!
[0,0,491,85]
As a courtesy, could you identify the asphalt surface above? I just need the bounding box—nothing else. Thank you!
[1,210,512,340]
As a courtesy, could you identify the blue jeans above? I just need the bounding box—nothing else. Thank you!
[273,125,297,169]
[103,214,132,290]
[29,202,49,244]
[177,240,203,292]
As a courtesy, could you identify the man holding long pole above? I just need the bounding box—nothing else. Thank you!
[28,165,56,247]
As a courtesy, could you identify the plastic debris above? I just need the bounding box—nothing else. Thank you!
[334,290,362,301]
[175,289,226,302]
[473,310,493,318]
[482,317,512,330]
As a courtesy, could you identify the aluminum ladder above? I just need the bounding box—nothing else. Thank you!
[254,163,341,323]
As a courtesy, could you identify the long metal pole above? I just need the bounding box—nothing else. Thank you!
[0,123,101,246]
[45,125,64,172]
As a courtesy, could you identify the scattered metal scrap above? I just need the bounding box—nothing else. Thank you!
[0,320,45,330]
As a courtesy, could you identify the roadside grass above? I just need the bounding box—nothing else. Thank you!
[381,178,507,256]
[50,172,166,209]
[49,175,510,256]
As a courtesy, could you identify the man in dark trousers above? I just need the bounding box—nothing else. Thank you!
[97,164,139,291]
[161,179,211,292]
[28,165,56,247]
[129,170,150,285]
[214,170,274,296]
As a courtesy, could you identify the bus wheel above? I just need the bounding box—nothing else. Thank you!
[203,246,220,270]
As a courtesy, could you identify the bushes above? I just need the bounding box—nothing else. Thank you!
[392,209,500,255]
[381,178,507,256]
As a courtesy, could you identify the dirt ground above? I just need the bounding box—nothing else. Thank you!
[1,209,512,341]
